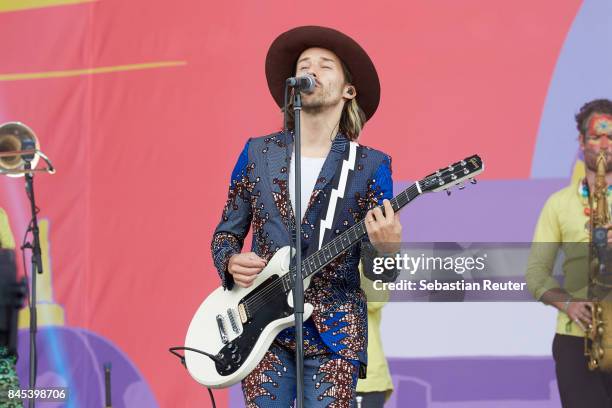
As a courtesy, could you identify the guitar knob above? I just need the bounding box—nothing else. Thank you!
[470,178,477,184]
[446,190,451,196]
[231,353,242,363]
[228,343,238,353]
[458,183,465,190]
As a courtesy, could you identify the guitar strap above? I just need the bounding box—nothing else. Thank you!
[301,141,362,380]
[308,141,360,255]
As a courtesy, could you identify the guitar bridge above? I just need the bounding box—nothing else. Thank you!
[216,314,229,344]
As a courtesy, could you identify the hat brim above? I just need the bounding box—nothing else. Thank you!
[265,26,380,122]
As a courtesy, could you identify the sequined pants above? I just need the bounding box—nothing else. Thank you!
[241,343,359,408]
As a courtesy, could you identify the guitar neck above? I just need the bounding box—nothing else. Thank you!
[286,181,423,283]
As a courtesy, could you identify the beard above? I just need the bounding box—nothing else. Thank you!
[584,150,612,173]
[301,87,341,114]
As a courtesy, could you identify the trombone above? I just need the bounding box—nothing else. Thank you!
[0,122,55,177]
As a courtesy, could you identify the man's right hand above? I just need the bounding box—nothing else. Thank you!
[542,289,594,332]
[565,300,594,332]
[228,252,267,288]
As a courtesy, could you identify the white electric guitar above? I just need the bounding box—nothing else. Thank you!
[180,155,484,388]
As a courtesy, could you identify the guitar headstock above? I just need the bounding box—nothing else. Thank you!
[419,155,484,194]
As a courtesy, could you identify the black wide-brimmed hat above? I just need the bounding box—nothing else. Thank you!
[265,25,380,121]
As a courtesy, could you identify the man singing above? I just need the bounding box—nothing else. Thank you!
[527,99,612,408]
[211,26,401,407]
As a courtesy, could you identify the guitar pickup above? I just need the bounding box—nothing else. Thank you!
[216,314,229,344]
[238,303,249,324]
[227,308,241,334]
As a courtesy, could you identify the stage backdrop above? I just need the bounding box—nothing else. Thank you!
[1,0,610,407]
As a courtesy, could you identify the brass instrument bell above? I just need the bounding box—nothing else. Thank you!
[0,122,54,176]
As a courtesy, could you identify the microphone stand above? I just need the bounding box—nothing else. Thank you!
[292,91,305,408]
[22,162,43,408]
[104,363,113,408]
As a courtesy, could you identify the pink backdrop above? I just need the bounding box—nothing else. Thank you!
[0,0,585,406]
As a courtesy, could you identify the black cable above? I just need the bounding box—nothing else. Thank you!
[168,347,218,408]
[207,388,216,408]
[168,346,223,365]
[20,211,40,403]
[21,218,34,307]
[20,217,36,380]
[20,202,41,305]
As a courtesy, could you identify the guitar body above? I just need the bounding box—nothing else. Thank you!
[185,246,314,388]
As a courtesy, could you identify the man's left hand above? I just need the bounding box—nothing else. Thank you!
[365,199,402,255]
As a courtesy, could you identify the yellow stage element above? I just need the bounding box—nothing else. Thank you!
[0,0,96,12]
[18,219,65,328]
[0,61,187,81]
[0,208,15,249]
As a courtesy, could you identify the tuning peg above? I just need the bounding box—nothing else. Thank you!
[458,183,465,190]
[446,189,452,196]
[470,178,477,185]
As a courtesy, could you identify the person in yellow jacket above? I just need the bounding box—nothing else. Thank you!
[0,207,22,408]
[357,264,394,407]
[526,99,612,407]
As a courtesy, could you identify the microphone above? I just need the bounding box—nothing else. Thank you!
[286,74,316,93]
[20,138,36,162]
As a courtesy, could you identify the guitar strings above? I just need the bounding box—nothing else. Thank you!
[243,185,417,313]
[244,170,477,315]
[244,203,377,313]
[245,174,472,313]
[243,184,419,315]
[243,185,419,314]
[243,218,369,314]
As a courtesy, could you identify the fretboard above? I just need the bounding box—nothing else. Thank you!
[281,181,422,290]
